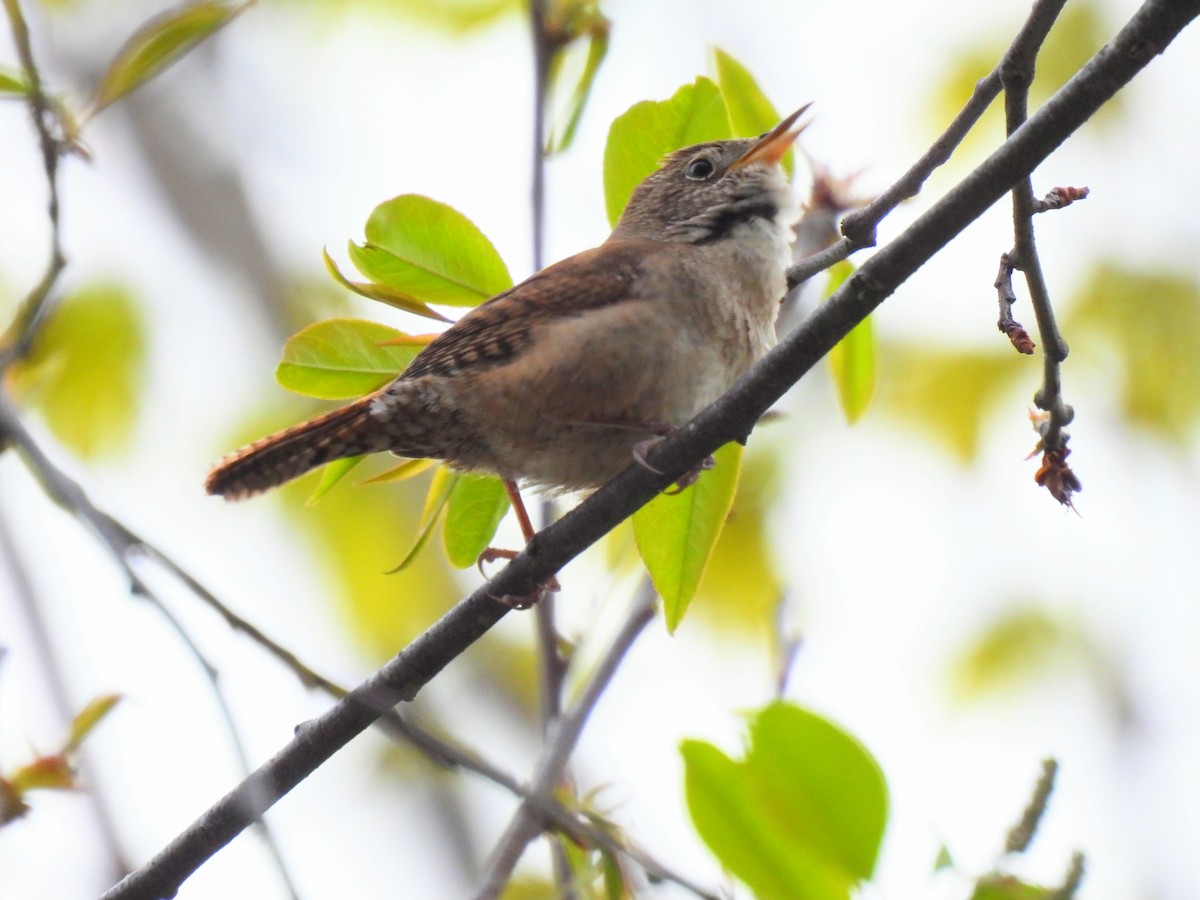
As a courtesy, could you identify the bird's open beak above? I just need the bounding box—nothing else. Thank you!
[729,103,813,170]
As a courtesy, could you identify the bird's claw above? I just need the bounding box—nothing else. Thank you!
[477,547,560,608]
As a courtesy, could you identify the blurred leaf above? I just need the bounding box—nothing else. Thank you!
[933,844,955,872]
[500,878,561,900]
[275,318,418,399]
[689,444,783,636]
[389,466,458,573]
[825,261,876,423]
[443,473,510,568]
[358,456,436,485]
[1067,266,1200,443]
[0,66,29,97]
[92,2,243,115]
[682,702,888,900]
[349,195,512,308]
[7,284,145,459]
[546,17,610,154]
[334,0,519,32]
[927,2,1113,160]
[603,77,732,226]
[950,607,1081,702]
[969,875,1051,900]
[323,248,451,322]
[306,456,364,504]
[9,755,74,794]
[712,47,793,179]
[633,442,742,633]
[65,693,121,753]
[877,343,1022,462]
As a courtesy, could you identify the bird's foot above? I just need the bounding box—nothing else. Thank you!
[631,427,715,493]
[477,547,560,608]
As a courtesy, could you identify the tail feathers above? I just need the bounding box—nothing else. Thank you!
[205,399,386,500]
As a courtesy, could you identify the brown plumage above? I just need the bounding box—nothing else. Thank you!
[205,107,809,500]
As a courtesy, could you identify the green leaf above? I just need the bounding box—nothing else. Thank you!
[1066,265,1200,444]
[825,262,876,423]
[712,47,793,179]
[358,457,436,485]
[8,284,145,459]
[950,607,1081,702]
[275,318,419,399]
[388,467,458,573]
[348,195,512,308]
[877,343,1020,462]
[443,474,510,569]
[603,77,732,227]
[65,694,121,753]
[546,20,610,155]
[0,66,29,97]
[969,875,1052,900]
[323,248,451,322]
[683,702,888,900]
[306,456,364,505]
[633,442,741,632]
[92,2,243,114]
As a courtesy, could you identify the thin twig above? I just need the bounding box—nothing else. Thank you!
[528,3,575,892]
[1005,758,1058,854]
[0,397,303,899]
[474,579,663,899]
[0,0,67,371]
[99,3,1200,895]
[997,0,1080,507]
[995,253,1036,354]
[0,508,130,883]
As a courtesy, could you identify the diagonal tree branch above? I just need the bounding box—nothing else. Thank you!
[100,1,1200,897]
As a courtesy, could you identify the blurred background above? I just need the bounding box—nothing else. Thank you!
[2,0,1199,897]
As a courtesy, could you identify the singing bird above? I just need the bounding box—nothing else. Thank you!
[206,107,808,503]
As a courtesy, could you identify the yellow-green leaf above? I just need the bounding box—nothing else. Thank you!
[9,755,74,794]
[275,318,419,399]
[1066,265,1200,443]
[603,77,732,226]
[633,442,741,632]
[950,607,1081,703]
[7,284,145,459]
[546,18,610,155]
[0,66,29,97]
[682,702,888,900]
[443,473,510,569]
[348,195,512,308]
[388,466,458,573]
[65,694,121,753]
[323,248,451,322]
[92,2,243,114]
[358,457,436,485]
[825,262,876,423]
[306,456,364,505]
[712,47,793,179]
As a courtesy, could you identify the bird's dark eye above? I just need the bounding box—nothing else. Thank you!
[685,157,715,180]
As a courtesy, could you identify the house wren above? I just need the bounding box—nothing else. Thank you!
[206,106,809,501]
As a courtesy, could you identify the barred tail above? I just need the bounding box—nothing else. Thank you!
[205,398,384,500]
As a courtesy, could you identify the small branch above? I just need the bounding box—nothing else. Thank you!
[1050,851,1086,899]
[0,396,303,897]
[0,0,67,371]
[1032,185,1089,213]
[997,0,1079,507]
[995,253,1036,354]
[473,580,661,899]
[1005,758,1058,854]
[803,0,1071,286]
[100,3,1200,895]
[0,508,130,883]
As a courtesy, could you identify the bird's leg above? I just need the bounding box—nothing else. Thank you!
[477,478,559,608]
